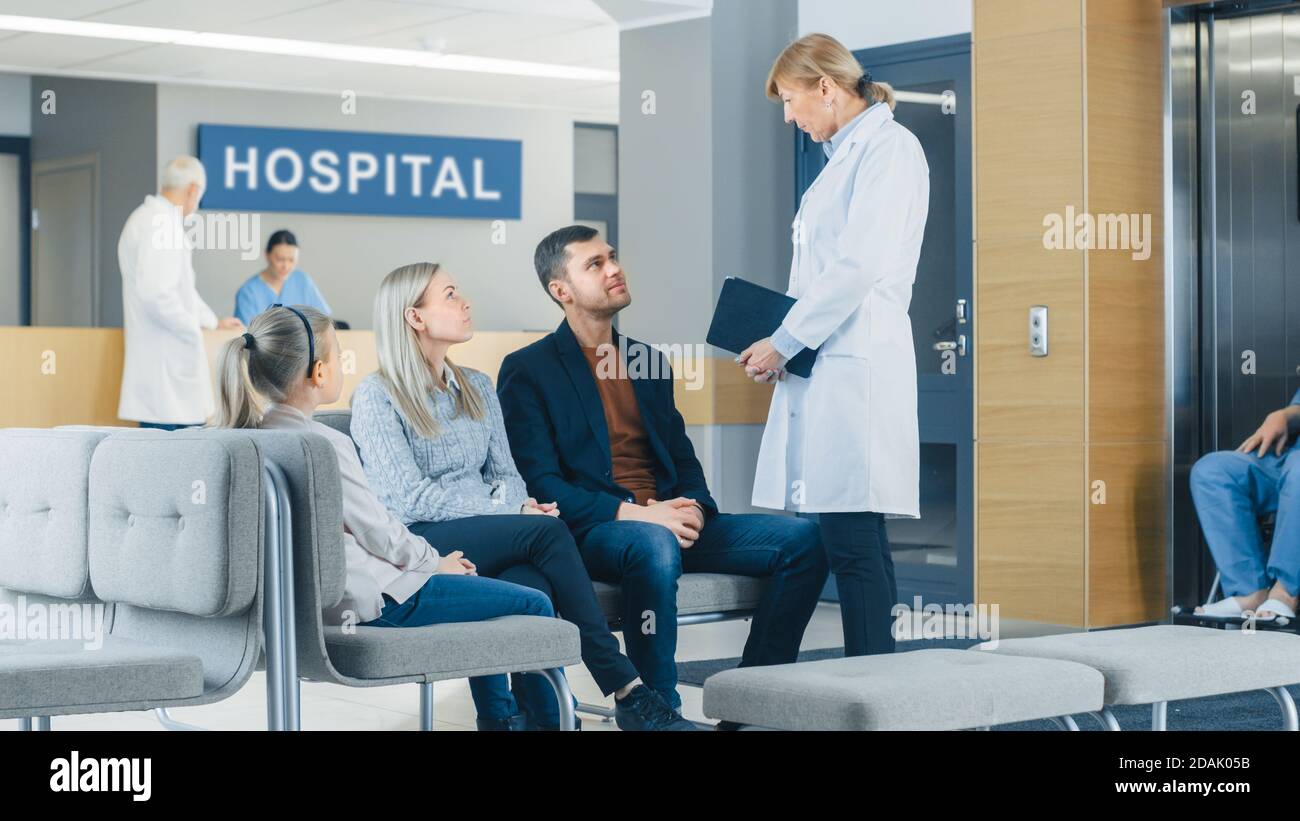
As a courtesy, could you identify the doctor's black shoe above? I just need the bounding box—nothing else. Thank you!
[475,713,528,731]
[613,685,701,731]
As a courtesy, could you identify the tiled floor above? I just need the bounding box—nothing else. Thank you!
[4,604,1067,731]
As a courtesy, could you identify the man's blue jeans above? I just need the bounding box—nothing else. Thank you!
[1189,439,1300,598]
[362,573,565,725]
[577,512,827,711]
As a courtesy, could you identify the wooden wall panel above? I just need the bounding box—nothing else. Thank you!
[977,441,1085,624]
[975,0,1167,628]
[974,28,1084,241]
[1088,442,1167,626]
[0,328,772,428]
[977,237,1085,442]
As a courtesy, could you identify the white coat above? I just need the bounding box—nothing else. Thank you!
[117,194,219,424]
[752,102,930,517]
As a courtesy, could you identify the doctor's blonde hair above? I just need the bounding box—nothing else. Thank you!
[372,262,485,439]
[766,33,895,111]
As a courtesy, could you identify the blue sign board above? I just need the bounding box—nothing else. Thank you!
[196,123,521,220]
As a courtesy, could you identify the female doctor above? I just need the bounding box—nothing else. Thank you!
[738,33,930,657]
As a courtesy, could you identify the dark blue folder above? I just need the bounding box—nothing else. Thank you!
[706,276,819,378]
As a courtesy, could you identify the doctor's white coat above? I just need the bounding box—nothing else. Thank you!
[752,103,930,517]
[117,194,219,425]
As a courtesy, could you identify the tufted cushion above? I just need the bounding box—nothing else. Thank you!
[0,429,108,598]
[88,430,262,618]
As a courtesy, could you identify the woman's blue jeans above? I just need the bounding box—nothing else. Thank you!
[361,573,567,726]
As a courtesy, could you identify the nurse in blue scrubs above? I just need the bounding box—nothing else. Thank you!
[234,229,332,324]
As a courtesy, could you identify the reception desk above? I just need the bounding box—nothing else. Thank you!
[0,327,773,429]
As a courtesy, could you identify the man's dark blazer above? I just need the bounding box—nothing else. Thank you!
[497,318,719,541]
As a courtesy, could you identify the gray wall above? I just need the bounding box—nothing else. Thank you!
[0,73,31,136]
[31,76,158,328]
[156,85,576,331]
[798,0,971,49]
[0,73,30,327]
[618,0,798,509]
[617,16,714,345]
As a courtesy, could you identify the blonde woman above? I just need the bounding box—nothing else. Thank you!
[350,263,697,731]
[212,304,561,731]
[738,33,930,657]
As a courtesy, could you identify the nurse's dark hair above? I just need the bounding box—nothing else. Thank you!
[534,224,600,308]
[265,229,298,254]
[766,33,895,111]
[211,305,334,429]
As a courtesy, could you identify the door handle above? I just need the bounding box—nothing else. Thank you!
[932,335,967,356]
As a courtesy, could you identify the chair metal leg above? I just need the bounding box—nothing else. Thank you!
[1203,572,1222,608]
[419,683,433,731]
[267,461,300,732]
[1048,715,1081,731]
[1151,701,1168,731]
[1267,687,1299,731]
[20,716,51,731]
[576,701,615,720]
[1089,708,1122,731]
[18,718,30,731]
[261,460,300,732]
[536,668,577,731]
[262,465,286,732]
[154,708,206,731]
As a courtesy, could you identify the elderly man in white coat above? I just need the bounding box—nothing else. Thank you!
[118,156,242,429]
[739,34,930,658]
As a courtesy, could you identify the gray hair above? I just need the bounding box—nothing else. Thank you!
[160,155,207,193]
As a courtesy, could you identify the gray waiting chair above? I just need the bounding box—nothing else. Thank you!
[313,408,767,721]
[0,428,286,729]
[243,428,582,730]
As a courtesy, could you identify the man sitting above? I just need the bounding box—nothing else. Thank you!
[497,225,830,714]
[1191,388,1300,620]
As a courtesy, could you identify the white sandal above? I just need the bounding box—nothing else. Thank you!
[1195,597,1245,617]
[1253,598,1296,621]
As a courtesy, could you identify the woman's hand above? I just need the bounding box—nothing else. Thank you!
[737,338,787,383]
[520,497,561,517]
[436,550,476,575]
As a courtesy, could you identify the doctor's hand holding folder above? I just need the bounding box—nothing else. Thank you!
[706,276,819,383]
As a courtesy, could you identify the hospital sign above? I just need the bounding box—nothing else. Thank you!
[196,124,521,220]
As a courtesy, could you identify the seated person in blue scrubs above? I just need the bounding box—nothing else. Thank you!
[234,229,332,325]
[1191,388,1300,620]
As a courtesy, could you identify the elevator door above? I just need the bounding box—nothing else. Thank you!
[1206,9,1300,451]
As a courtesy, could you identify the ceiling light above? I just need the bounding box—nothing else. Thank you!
[0,14,618,82]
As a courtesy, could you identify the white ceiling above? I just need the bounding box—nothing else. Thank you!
[0,0,712,120]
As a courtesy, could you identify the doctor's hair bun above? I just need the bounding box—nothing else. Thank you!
[766,33,896,112]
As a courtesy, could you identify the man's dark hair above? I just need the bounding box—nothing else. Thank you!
[534,224,599,307]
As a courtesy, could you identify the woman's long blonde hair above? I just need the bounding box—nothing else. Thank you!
[766,32,895,111]
[213,305,334,429]
[372,262,485,439]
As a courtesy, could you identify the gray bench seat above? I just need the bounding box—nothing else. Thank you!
[324,616,580,682]
[973,624,1300,729]
[0,637,204,715]
[592,573,766,625]
[702,648,1105,730]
